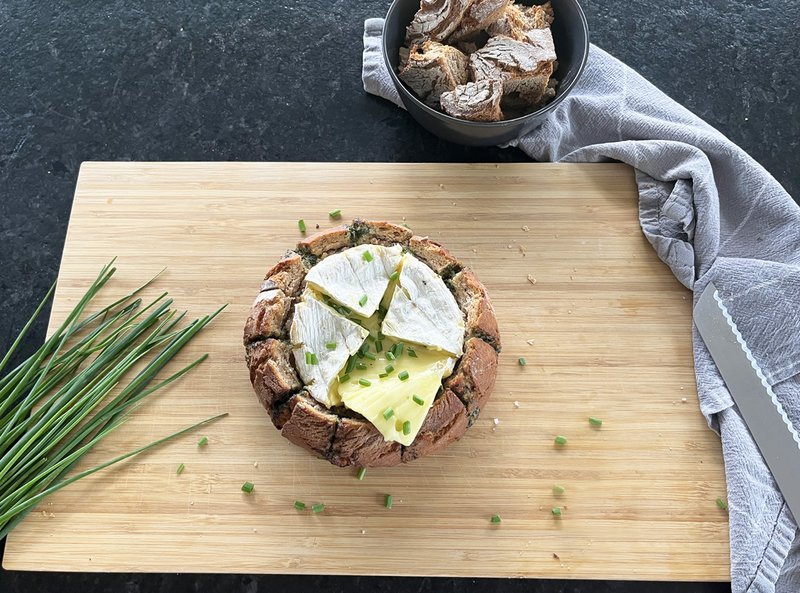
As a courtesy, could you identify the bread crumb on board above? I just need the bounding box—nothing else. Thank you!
[513,401,521,408]
[253,461,259,468]
[526,338,535,345]
[493,418,501,425]
[527,275,537,285]
[522,225,530,232]
[518,245,527,256]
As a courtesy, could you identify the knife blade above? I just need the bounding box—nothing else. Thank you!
[694,281,800,520]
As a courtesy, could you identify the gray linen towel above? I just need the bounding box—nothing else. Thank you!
[363,17,800,593]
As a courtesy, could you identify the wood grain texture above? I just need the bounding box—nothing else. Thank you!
[2,162,729,580]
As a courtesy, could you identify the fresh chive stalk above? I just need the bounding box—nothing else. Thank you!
[197,436,208,447]
[176,463,185,475]
[0,262,227,538]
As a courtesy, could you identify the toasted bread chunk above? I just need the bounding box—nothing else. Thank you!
[441,79,504,122]
[444,337,498,423]
[399,41,469,108]
[448,0,510,43]
[329,417,403,467]
[281,397,338,458]
[406,0,475,44]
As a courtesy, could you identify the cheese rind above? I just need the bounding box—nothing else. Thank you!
[381,253,465,356]
[289,290,369,406]
[305,244,403,318]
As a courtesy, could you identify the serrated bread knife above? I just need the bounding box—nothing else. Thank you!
[694,281,800,519]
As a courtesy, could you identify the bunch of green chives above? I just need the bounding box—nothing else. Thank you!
[0,261,226,537]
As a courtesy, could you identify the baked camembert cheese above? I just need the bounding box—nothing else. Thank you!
[290,246,465,445]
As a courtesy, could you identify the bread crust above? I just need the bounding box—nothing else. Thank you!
[244,220,500,466]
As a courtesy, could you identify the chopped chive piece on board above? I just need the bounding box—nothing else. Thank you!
[518,357,527,366]
[294,500,306,510]
[384,364,395,374]
[329,209,342,219]
[491,514,502,524]
[363,250,374,262]
[402,421,411,435]
[716,497,728,511]
[363,351,377,361]
[398,370,409,381]
[412,395,424,406]
[589,416,603,427]
[197,436,208,447]
[389,271,400,281]
[553,485,566,495]
[359,294,368,307]
[241,481,254,493]
[355,362,368,371]
[359,378,371,387]
[176,463,185,475]
[338,374,351,383]
[298,219,306,233]
[325,341,337,350]
[554,435,567,446]
[384,494,393,509]
[386,351,396,361]
[383,408,394,420]
[312,503,325,513]
[357,467,367,480]
[552,507,562,517]
[407,348,418,358]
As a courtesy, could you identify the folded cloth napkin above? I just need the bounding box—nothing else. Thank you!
[363,17,800,593]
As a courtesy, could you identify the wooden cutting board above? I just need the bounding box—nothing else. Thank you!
[3,162,729,580]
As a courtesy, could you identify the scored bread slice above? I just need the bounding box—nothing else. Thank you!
[470,33,556,110]
[399,41,470,108]
[440,79,504,122]
[244,221,500,467]
[447,0,510,43]
[405,0,475,44]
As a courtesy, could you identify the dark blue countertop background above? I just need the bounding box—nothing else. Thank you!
[1,0,798,591]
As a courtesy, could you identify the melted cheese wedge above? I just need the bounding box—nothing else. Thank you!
[381,253,465,356]
[338,335,455,446]
[289,289,369,406]
[304,244,403,318]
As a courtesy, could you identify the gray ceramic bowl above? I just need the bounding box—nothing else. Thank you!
[382,0,589,146]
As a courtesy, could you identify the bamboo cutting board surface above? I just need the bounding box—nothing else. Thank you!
[3,162,729,580]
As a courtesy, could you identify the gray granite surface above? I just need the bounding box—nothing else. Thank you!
[1,0,798,591]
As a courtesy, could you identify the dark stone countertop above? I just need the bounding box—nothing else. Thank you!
[1,0,797,591]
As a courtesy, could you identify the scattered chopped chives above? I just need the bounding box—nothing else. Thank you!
[241,481,254,493]
[393,343,405,357]
[553,485,565,495]
[357,467,367,481]
[312,503,325,513]
[383,408,395,420]
[359,294,368,307]
[197,436,208,447]
[345,357,357,374]
[329,209,342,219]
[407,348,418,358]
[355,362,368,371]
[398,370,409,381]
[518,357,527,366]
[554,435,567,446]
[298,219,306,233]
[552,507,562,517]
[377,331,385,340]
[490,514,502,524]
[384,494,393,509]
[366,334,376,342]
[375,340,383,352]
[402,420,411,435]
[325,341,337,350]
[356,350,365,359]
[716,497,728,511]
[359,378,372,387]
[305,351,318,365]
[389,271,400,281]
[294,500,306,510]
[412,395,425,406]
[363,351,377,361]
[378,373,389,378]
[338,373,351,383]
[176,463,185,475]
[384,364,395,374]
[386,351,396,361]
[589,416,603,427]
[360,342,370,353]
[363,250,374,262]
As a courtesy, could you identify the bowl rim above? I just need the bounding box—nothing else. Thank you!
[381,0,590,128]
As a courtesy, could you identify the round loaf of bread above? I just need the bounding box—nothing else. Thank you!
[243,219,500,467]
